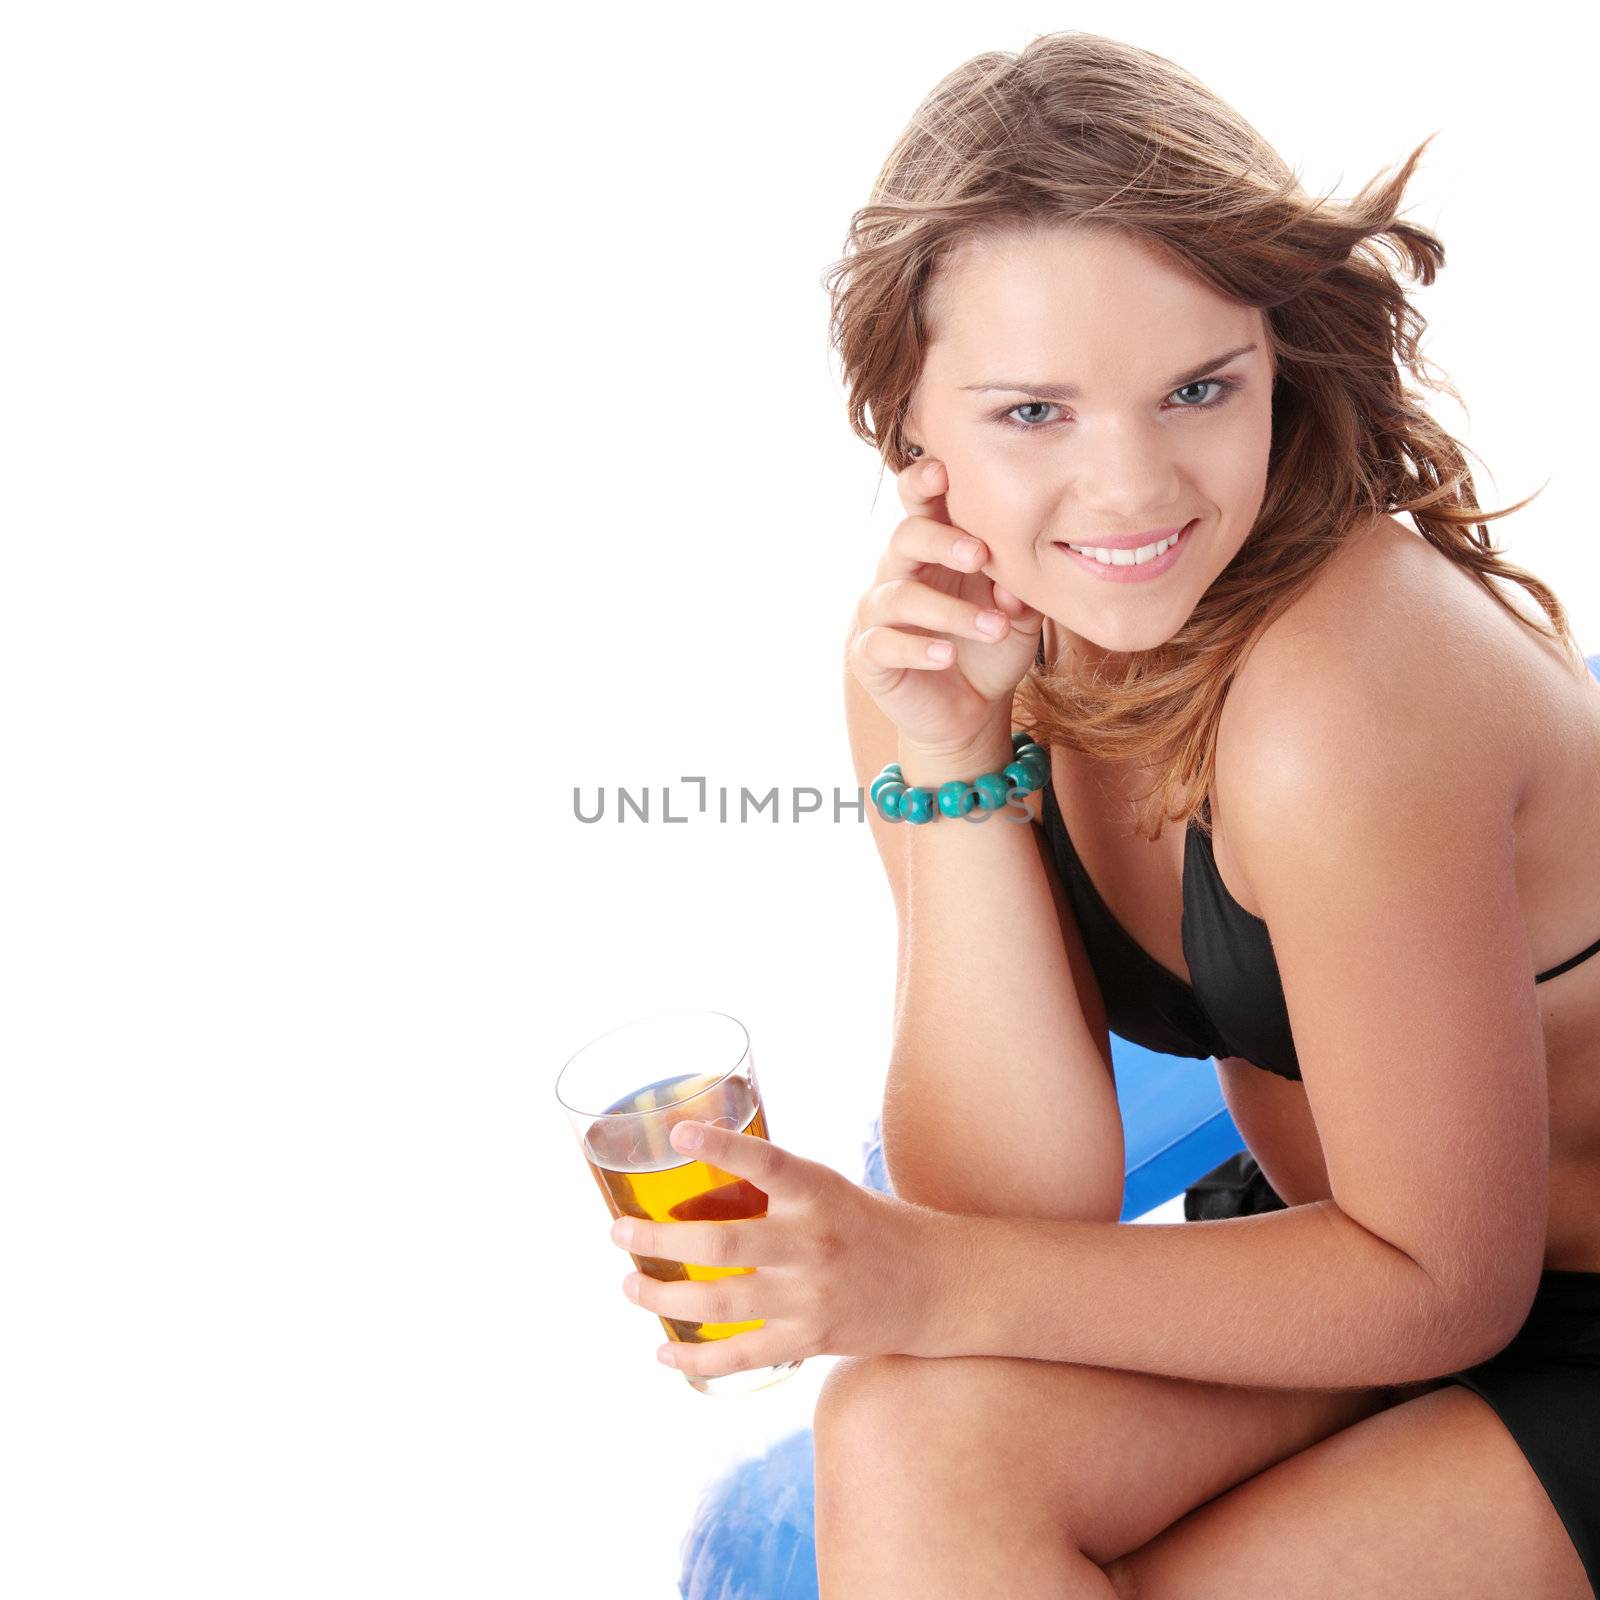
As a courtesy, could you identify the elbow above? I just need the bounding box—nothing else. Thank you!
[882,1118,1124,1225]
[1407,1257,1542,1378]
[1351,1198,1546,1379]
[1442,1274,1541,1372]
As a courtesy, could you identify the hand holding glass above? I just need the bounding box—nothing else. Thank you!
[555,1009,802,1396]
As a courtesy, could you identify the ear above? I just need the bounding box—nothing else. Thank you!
[897,401,922,460]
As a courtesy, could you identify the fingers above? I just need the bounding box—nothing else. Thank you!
[850,594,1013,694]
[991,580,1041,621]
[852,453,1041,696]
[850,568,1013,689]
[894,454,949,524]
[851,624,958,684]
[859,574,1010,644]
[876,505,988,584]
[624,1262,774,1327]
[882,455,984,582]
[611,1210,782,1268]
[668,1120,810,1202]
[657,1325,801,1377]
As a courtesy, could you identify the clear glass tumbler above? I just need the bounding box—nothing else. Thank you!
[555,1009,802,1396]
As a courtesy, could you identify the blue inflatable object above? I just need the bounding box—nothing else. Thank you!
[679,1427,819,1600]
[681,650,1600,1599]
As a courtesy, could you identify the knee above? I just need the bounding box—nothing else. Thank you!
[813,1353,993,1474]
[814,1352,1026,1464]
[813,1353,924,1448]
[811,1356,927,1519]
[813,1353,1027,1538]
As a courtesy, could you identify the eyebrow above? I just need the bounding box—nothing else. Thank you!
[959,343,1259,402]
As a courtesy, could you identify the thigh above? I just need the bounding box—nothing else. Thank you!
[812,1351,1410,1567]
[1102,1381,1593,1599]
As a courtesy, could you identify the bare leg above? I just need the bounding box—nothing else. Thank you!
[813,1361,1118,1596]
[811,1353,1400,1600]
[814,1488,1117,1599]
[814,1413,1116,1592]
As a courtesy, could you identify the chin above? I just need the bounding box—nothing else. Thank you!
[1064,605,1190,658]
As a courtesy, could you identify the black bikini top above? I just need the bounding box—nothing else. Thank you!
[1028,637,1600,1081]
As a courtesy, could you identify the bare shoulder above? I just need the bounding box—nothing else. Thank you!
[1216,513,1555,823]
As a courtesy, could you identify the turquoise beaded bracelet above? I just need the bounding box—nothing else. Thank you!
[869,730,1051,824]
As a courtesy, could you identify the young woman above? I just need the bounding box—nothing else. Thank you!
[609,30,1599,1599]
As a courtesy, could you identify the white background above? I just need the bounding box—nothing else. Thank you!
[3,3,1593,1596]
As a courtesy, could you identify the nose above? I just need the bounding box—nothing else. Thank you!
[1070,418,1185,518]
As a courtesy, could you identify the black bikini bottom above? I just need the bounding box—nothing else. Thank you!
[1440,1268,1600,1596]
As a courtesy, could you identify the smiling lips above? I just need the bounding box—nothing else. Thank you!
[1054,519,1197,580]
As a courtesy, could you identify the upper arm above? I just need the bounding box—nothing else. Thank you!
[1219,625,1547,1352]
[1215,1057,1332,1208]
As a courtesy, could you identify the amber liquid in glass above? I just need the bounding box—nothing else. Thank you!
[583,1073,771,1347]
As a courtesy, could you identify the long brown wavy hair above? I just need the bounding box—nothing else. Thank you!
[821,31,1581,841]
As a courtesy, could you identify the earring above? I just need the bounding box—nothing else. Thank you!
[906,444,923,459]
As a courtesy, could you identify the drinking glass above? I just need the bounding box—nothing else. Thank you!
[556,1009,802,1396]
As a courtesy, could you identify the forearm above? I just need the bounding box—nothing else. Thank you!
[885,725,1124,1225]
[920,1197,1506,1389]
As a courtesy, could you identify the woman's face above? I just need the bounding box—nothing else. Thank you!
[901,225,1276,660]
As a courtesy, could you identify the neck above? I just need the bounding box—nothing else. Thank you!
[1043,616,1119,677]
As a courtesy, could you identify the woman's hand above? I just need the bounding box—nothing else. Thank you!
[845,456,1044,758]
[609,1119,950,1380]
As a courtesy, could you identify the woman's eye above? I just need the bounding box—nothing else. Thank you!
[1171,379,1229,407]
[1007,401,1057,428]
[999,377,1238,432]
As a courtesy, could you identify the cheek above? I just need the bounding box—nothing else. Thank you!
[1240,396,1275,470]
[1197,414,1273,505]
[945,465,1041,529]
[949,508,1043,578]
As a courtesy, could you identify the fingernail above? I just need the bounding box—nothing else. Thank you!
[623,1274,640,1301]
[952,537,982,563]
[612,1218,635,1246]
[675,1122,704,1151]
[923,462,941,486]
[975,610,1005,636]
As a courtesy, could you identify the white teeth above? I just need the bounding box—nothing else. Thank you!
[1067,529,1181,566]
